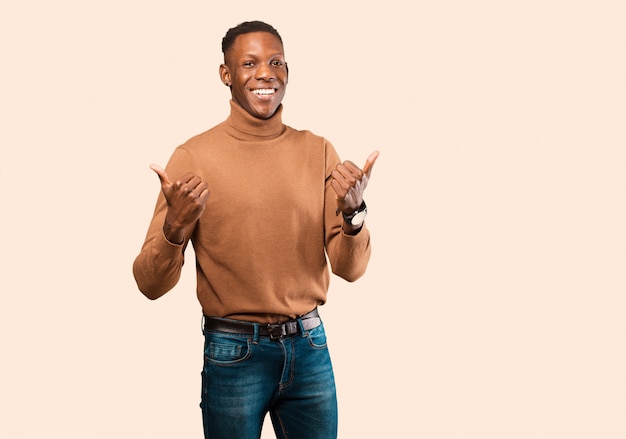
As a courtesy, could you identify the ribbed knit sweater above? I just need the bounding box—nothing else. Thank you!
[133,101,371,323]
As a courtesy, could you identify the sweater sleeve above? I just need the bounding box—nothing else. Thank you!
[132,148,195,299]
[323,140,372,282]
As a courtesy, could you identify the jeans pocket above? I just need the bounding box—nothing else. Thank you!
[204,333,251,364]
[306,323,328,349]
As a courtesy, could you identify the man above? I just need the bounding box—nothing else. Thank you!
[133,20,379,439]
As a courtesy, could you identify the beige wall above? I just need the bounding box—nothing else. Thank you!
[1,1,624,437]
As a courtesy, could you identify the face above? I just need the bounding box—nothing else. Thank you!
[220,32,288,119]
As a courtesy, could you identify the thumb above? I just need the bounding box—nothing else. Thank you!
[149,163,172,186]
[362,150,380,177]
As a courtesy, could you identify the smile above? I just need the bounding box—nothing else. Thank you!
[251,88,276,95]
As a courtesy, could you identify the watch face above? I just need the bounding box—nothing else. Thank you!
[351,210,367,226]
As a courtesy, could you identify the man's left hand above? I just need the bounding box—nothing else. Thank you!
[330,150,380,215]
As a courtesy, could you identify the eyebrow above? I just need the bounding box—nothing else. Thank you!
[240,52,284,58]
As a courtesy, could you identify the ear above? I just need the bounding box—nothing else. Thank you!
[219,63,231,87]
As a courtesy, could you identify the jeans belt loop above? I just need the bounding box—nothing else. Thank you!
[296,316,307,335]
[252,323,260,343]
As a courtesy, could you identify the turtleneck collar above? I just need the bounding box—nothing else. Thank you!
[224,100,286,141]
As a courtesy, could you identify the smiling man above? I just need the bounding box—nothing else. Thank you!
[133,21,378,439]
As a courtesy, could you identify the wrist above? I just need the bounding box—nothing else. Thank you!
[162,223,185,245]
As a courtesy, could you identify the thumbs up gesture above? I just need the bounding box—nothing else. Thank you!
[330,150,379,216]
[150,164,211,244]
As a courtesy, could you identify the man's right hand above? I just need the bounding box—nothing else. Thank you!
[150,164,210,244]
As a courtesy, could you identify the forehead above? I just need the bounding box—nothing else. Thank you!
[227,32,284,60]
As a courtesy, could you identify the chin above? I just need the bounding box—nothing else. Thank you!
[252,105,279,119]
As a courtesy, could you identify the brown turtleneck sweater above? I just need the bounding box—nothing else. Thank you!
[133,101,371,323]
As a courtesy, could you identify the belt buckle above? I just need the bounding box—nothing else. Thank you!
[267,323,287,340]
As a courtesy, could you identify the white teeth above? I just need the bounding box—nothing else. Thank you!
[252,89,275,95]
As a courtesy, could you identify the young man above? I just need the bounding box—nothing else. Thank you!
[133,21,378,439]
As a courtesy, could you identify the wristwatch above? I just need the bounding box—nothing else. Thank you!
[342,201,367,226]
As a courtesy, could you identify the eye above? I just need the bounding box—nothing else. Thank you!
[242,61,255,67]
[271,60,284,67]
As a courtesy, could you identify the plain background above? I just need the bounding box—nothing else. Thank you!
[1,0,625,437]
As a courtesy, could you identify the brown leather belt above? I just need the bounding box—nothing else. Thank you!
[203,308,321,340]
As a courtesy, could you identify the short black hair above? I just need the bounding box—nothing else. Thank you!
[221,21,283,55]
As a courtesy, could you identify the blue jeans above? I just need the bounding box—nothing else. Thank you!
[200,316,338,439]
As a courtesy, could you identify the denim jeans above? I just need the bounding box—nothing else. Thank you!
[200,316,338,439]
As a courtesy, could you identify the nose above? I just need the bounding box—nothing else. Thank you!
[255,62,275,81]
